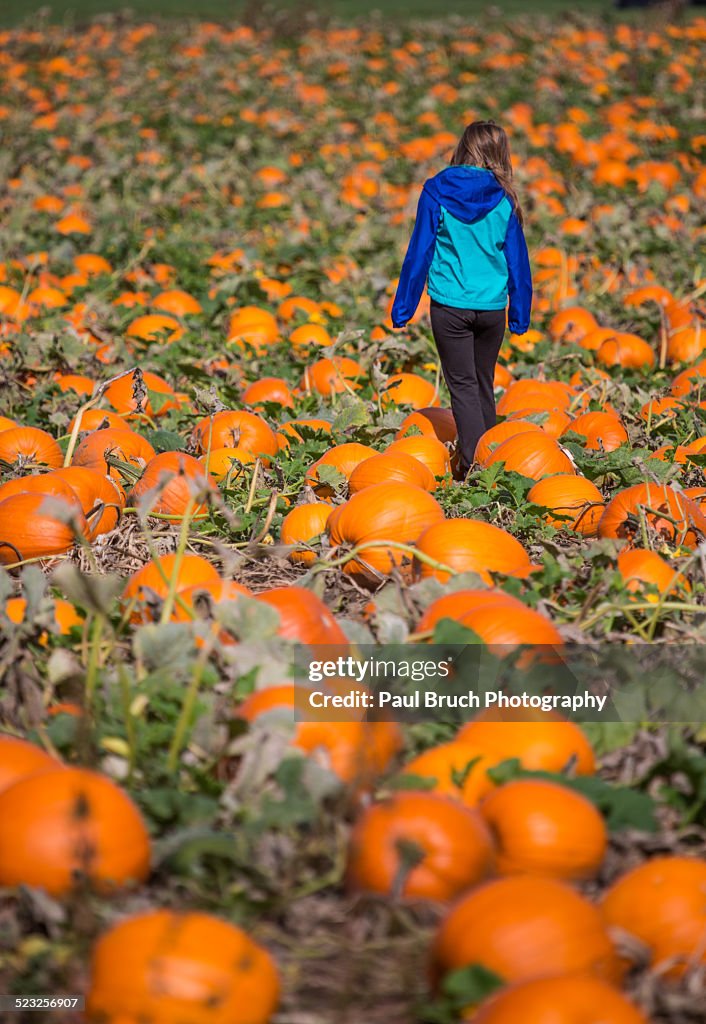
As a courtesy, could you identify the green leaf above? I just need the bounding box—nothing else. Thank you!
[143,428,186,453]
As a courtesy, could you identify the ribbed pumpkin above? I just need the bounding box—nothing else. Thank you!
[380,372,440,410]
[348,452,436,494]
[123,554,220,622]
[670,359,706,397]
[256,585,348,646]
[227,305,278,352]
[72,428,156,482]
[327,483,445,582]
[563,411,628,451]
[280,503,333,564]
[417,589,519,633]
[0,735,59,794]
[0,426,63,470]
[485,433,575,480]
[191,410,278,459]
[457,712,596,775]
[480,778,607,880]
[413,519,531,584]
[0,472,80,506]
[306,442,377,499]
[474,420,543,466]
[300,357,364,396]
[86,910,280,1024]
[527,475,604,535]
[598,482,706,548]
[68,408,129,433]
[0,767,151,896]
[152,288,202,315]
[0,492,87,565]
[52,467,124,539]
[103,370,181,418]
[277,417,332,445]
[170,578,252,625]
[496,380,574,417]
[127,452,215,518]
[596,332,655,369]
[346,792,494,901]
[385,436,451,479]
[470,976,648,1024]
[617,548,690,597]
[602,856,706,978]
[432,876,621,987]
[396,407,457,444]
[242,376,294,410]
[126,313,183,344]
[548,306,599,342]
[450,602,564,662]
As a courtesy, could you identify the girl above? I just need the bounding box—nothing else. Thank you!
[390,120,532,481]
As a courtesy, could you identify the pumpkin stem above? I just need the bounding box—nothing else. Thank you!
[391,838,426,900]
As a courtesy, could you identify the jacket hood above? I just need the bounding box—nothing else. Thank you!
[423,166,507,224]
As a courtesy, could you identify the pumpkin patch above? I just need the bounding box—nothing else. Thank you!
[1,6,705,1022]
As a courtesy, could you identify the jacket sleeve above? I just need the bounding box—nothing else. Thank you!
[502,210,532,335]
[390,184,441,328]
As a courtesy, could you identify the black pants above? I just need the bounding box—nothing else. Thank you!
[430,300,506,479]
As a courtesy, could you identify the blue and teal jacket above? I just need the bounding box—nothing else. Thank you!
[391,165,532,334]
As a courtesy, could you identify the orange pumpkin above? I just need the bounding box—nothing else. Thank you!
[346,792,494,901]
[485,432,575,480]
[280,503,332,564]
[496,380,574,417]
[413,519,531,584]
[241,377,294,410]
[380,372,440,409]
[548,306,598,342]
[152,288,203,315]
[474,420,543,466]
[52,467,124,539]
[0,735,59,794]
[327,483,445,582]
[256,585,348,646]
[617,548,689,597]
[227,305,278,351]
[396,407,457,444]
[385,435,451,479]
[306,442,377,499]
[602,856,706,978]
[0,491,87,564]
[123,554,220,622]
[0,472,80,506]
[200,446,256,482]
[72,428,156,483]
[86,909,280,1024]
[506,407,572,440]
[470,975,648,1024]
[596,332,655,369]
[0,426,63,470]
[126,313,183,344]
[402,741,498,807]
[480,778,607,880]
[103,370,181,418]
[563,412,628,451]
[191,410,278,460]
[432,875,622,986]
[68,408,129,433]
[300,357,364,396]
[598,482,706,548]
[236,684,402,787]
[457,711,596,775]
[0,767,150,896]
[127,451,215,519]
[527,475,604,535]
[348,452,436,494]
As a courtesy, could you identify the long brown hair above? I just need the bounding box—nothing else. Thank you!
[450,120,524,227]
